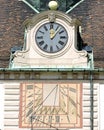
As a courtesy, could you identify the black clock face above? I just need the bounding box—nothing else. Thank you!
[35,22,68,53]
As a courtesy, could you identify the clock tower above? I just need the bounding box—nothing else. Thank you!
[8,1,94,130]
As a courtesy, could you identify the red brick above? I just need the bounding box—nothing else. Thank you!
[0,0,104,68]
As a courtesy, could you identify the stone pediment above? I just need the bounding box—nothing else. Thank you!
[23,10,81,28]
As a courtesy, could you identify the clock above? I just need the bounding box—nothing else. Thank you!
[30,11,73,58]
[35,22,68,53]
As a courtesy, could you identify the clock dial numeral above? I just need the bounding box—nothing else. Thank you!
[44,25,48,31]
[56,45,60,50]
[39,41,44,46]
[50,23,53,29]
[60,36,67,39]
[58,41,65,45]
[37,36,43,39]
[39,30,44,34]
[43,44,48,50]
[50,46,53,52]
[59,30,64,34]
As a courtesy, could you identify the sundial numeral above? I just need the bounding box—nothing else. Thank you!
[69,87,76,93]
[26,106,33,117]
[67,115,70,123]
[48,116,52,123]
[26,100,33,108]
[56,116,60,123]
[27,85,33,89]
[69,96,77,107]
[39,41,44,46]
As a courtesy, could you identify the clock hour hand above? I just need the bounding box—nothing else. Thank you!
[50,29,55,39]
[50,26,61,39]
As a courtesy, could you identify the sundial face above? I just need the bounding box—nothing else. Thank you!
[19,82,82,129]
[23,0,83,12]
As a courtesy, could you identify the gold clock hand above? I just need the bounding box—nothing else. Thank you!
[50,29,55,39]
[50,26,61,39]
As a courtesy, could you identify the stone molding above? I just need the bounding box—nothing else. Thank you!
[0,69,103,80]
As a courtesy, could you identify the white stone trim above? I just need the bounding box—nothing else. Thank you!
[99,84,104,130]
[0,83,4,130]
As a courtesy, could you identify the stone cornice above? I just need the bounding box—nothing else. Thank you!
[0,68,103,80]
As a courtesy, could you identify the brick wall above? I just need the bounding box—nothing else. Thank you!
[0,0,35,68]
[70,0,104,68]
[0,0,104,68]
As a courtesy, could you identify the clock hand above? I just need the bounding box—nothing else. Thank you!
[49,23,55,39]
[50,29,55,39]
[50,26,61,39]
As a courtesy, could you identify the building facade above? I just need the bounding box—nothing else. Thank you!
[0,0,104,130]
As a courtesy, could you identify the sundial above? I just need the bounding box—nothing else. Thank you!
[19,0,84,13]
[19,83,82,128]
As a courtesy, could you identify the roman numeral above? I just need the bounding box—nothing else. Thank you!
[48,116,52,123]
[50,23,53,29]
[56,45,60,50]
[59,30,64,34]
[39,41,44,46]
[60,36,66,39]
[43,44,48,50]
[44,25,48,31]
[26,106,33,117]
[36,36,43,39]
[58,41,64,45]
[50,46,53,52]
[56,116,60,123]
[55,25,60,31]
[69,87,76,93]
[39,30,44,34]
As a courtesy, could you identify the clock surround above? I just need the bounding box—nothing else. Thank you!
[10,10,89,69]
[32,16,72,58]
[35,22,68,54]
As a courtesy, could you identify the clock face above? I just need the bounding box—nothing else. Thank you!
[35,22,68,53]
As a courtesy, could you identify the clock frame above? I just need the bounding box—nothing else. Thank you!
[31,12,73,58]
[35,22,68,53]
